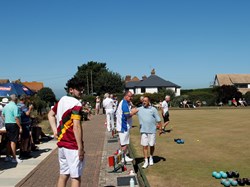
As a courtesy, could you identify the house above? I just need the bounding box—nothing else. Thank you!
[125,69,181,96]
[0,79,10,84]
[214,74,250,94]
[22,81,44,93]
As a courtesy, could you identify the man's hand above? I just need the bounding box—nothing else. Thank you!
[131,107,138,115]
[78,148,85,161]
[19,127,22,134]
[53,131,58,139]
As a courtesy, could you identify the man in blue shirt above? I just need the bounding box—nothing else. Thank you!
[137,96,162,169]
[2,94,22,163]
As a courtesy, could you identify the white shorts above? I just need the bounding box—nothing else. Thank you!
[58,147,85,178]
[118,130,130,146]
[141,133,156,146]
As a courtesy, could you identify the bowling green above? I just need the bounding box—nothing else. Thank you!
[130,107,250,187]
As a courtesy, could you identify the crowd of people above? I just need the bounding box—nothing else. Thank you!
[0,94,38,164]
[45,76,173,187]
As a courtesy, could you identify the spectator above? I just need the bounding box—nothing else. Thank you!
[17,95,33,159]
[137,96,144,107]
[2,94,22,163]
[48,77,85,187]
[116,91,138,162]
[103,93,115,132]
[183,99,189,108]
[238,98,245,107]
[0,98,9,134]
[232,98,237,107]
[137,96,162,169]
[161,95,171,132]
[95,96,101,115]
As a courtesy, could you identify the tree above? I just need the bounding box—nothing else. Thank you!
[212,85,242,104]
[37,87,56,106]
[73,61,124,95]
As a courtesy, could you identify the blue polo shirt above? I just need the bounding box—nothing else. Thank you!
[137,105,161,134]
[2,101,20,123]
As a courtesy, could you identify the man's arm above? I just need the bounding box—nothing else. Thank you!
[73,119,85,161]
[48,110,58,138]
[25,104,33,116]
[15,117,22,134]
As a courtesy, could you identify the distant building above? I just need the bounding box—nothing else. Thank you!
[214,74,250,94]
[0,79,10,84]
[22,81,44,93]
[125,69,181,96]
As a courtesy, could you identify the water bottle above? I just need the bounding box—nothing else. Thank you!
[130,177,135,187]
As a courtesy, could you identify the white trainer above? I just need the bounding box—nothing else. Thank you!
[125,155,133,162]
[142,161,148,169]
[149,157,154,166]
[11,158,23,164]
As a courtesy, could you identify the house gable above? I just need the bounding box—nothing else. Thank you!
[214,74,250,94]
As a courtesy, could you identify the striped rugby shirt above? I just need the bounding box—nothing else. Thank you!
[52,95,82,150]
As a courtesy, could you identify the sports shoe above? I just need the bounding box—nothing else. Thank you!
[4,156,11,162]
[142,160,148,169]
[149,157,154,166]
[125,155,133,162]
[121,155,133,163]
[11,158,23,164]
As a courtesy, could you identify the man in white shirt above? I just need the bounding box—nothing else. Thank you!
[161,95,171,131]
[102,93,115,132]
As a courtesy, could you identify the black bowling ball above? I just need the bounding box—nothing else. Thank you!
[236,178,245,186]
[226,171,234,178]
[245,178,250,185]
[232,171,240,178]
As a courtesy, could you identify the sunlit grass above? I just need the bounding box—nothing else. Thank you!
[130,107,250,187]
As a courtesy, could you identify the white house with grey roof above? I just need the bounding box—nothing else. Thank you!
[125,69,181,96]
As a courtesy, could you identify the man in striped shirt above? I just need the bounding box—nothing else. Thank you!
[116,91,138,162]
[48,77,85,187]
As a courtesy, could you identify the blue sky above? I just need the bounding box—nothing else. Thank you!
[0,0,250,98]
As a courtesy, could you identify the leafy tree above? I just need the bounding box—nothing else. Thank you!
[37,87,56,106]
[73,61,124,95]
[244,91,250,104]
[212,85,242,104]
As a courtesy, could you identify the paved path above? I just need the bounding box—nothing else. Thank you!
[1,114,139,187]
[16,114,107,187]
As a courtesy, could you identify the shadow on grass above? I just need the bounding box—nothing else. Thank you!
[134,156,166,172]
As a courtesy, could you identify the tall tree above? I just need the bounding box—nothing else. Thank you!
[73,61,124,95]
[37,87,56,106]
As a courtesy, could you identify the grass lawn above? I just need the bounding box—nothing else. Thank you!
[130,107,250,187]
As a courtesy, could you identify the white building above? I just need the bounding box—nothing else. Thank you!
[125,69,181,96]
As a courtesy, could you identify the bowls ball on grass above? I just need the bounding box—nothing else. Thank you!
[221,172,228,179]
[223,180,231,187]
[226,171,233,178]
[232,171,240,178]
[212,171,218,177]
[231,180,238,186]
[236,178,245,186]
[245,178,250,185]
[221,179,227,184]
[215,173,222,179]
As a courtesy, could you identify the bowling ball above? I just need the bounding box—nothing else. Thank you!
[215,173,222,179]
[231,180,238,186]
[212,171,218,177]
[226,171,233,178]
[223,180,230,187]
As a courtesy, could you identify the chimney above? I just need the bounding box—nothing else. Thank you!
[151,68,155,75]
[125,75,131,82]
[142,75,147,80]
